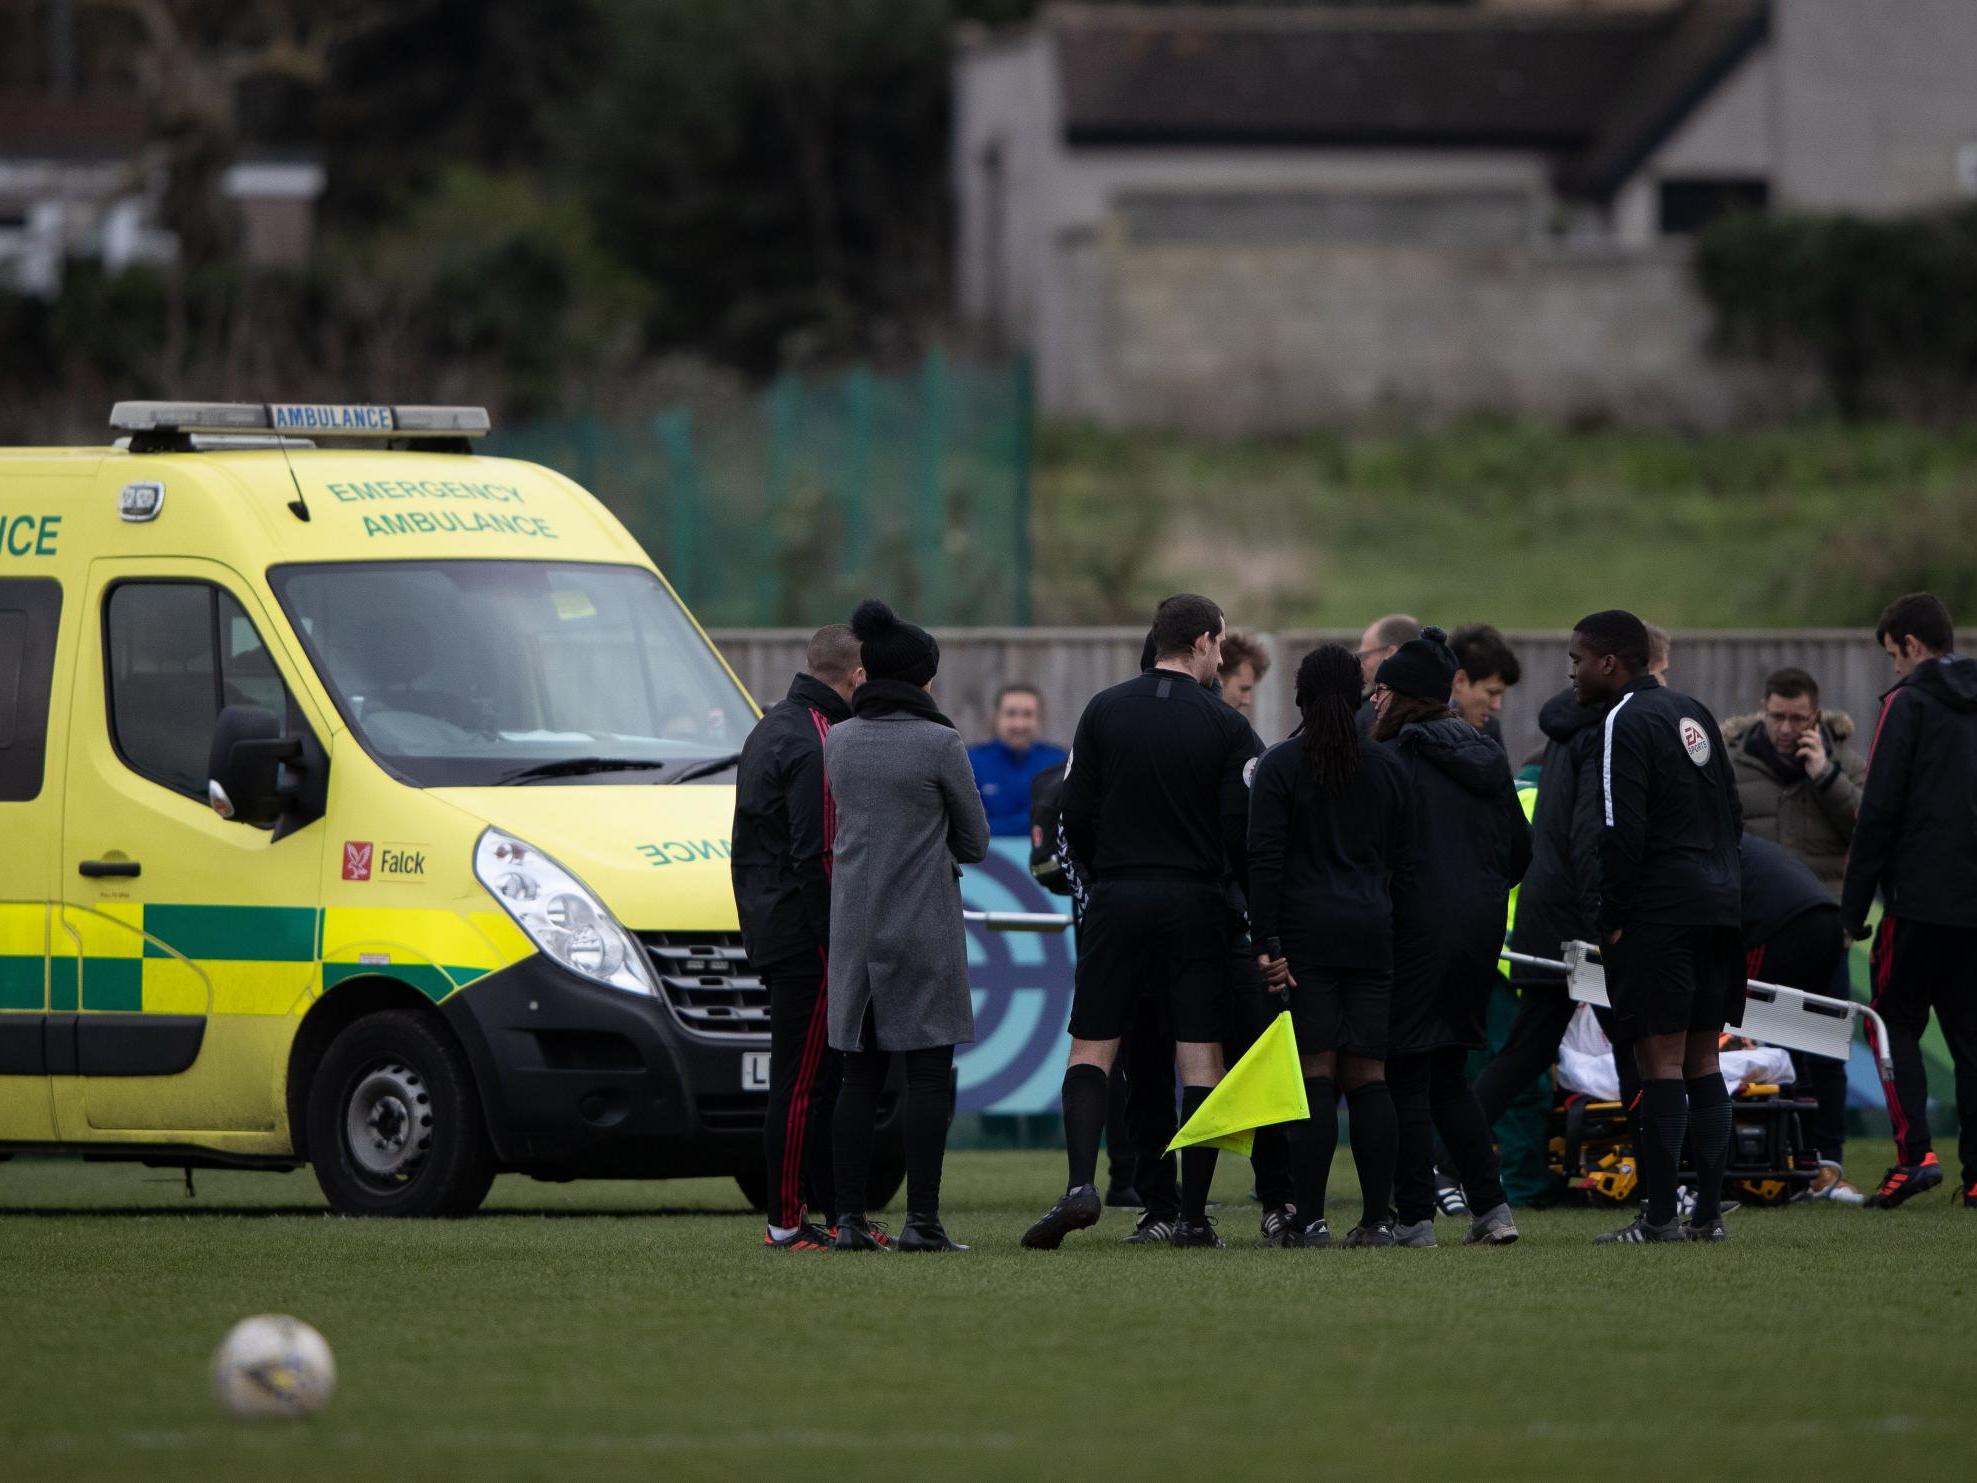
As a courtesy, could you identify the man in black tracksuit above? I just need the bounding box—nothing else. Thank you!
[1739,832,1855,1192]
[1575,610,1744,1244]
[1840,592,1977,1210]
[1022,594,1260,1251]
[731,625,864,1249]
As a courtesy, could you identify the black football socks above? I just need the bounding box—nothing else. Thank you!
[1061,1063,1110,1191]
[1179,1084,1218,1221]
[1345,1080,1398,1227]
[1288,1076,1339,1222]
[1686,1073,1732,1224]
[1640,1078,1688,1226]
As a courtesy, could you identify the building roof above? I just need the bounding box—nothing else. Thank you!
[1041,1,1768,199]
[0,93,149,161]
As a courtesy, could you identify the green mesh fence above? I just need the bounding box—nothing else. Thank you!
[488,352,1033,627]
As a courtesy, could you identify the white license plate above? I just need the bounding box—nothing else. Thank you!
[741,1052,770,1091]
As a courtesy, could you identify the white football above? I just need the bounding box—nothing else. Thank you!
[211,1314,337,1420]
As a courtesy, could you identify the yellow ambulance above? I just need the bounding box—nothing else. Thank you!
[0,401,894,1215]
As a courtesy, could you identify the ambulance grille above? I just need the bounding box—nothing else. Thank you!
[638,934,768,1038]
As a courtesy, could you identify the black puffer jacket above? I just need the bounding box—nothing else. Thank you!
[1389,718,1533,1052]
[1506,686,1609,977]
[1840,655,1977,932]
[730,673,850,969]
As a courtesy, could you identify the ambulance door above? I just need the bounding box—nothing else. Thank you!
[58,562,324,1140]
[0,576,62,1142]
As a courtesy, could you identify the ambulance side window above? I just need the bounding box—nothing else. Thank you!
[104,582,296,803]
[0,577,62,802]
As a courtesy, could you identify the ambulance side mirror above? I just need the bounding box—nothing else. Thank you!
[208,705,300,830]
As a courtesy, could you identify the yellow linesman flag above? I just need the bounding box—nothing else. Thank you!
[1165,1011,1309,1159]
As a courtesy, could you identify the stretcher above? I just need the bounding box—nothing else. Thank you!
[1502,941,1899,1206]
[1500,940,1895,1086]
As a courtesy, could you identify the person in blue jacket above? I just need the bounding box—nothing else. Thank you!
[968,684,1069,837]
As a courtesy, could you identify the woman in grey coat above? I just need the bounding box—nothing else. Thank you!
[826,598,991,1252]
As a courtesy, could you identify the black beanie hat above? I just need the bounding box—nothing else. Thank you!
[1375,624,1457,705]
[851,598,939,686]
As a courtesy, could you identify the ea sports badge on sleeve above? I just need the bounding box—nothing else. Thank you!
[1678,717,1712,767]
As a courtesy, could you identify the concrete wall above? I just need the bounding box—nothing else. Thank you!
[1048,232,1779,430]
[712,627,1895,768]
[1034,150,1553,416]
[953,1,1977,431]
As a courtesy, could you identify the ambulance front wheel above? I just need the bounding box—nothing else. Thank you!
[308,1009,498,1217]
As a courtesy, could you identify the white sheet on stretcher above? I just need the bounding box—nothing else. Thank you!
[1555,1004,1797,1102]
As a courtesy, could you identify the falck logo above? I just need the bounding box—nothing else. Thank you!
[342,841,374,881]
[1678,718,1712,768]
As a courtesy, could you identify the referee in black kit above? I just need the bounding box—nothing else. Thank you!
[1571,610,1744,1244]
[1022,594,1261,1250]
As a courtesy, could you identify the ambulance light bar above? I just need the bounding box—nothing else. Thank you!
[110,402,492,439]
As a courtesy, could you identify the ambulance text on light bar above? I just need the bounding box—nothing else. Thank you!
[110,402,492,438]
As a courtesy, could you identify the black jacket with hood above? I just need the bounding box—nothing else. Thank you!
[1840,654,1977,933]
[1388,717,1533,1052]
[730,673,851,970]
[1246,733,1413,970]
[1506,686,1609,977]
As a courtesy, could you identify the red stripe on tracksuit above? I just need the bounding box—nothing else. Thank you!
[1865,916,1912,1161]
[776,707,838,1228]
[1745,945,1766,981]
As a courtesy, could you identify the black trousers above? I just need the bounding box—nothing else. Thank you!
[1392,1045,1508,1224]
[762,953,840,1229]
[835,1039,956,1221]
[1870,917,1977,1184]
[1746,907,1850,1165]
[1106,1066,1136,1191]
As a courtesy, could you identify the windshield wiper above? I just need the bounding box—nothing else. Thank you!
[665,752,743,784]
[494,756,671,785]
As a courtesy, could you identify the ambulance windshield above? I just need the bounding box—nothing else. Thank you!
[270,560,756,787]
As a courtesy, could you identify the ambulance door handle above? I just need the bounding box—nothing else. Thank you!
[78,859,142,878]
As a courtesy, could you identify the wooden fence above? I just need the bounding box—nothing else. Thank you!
[710,628,1894,764]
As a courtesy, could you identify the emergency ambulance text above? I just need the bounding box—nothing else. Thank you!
[361,510,556,540]
[0,513,60,557]
[326,479,526,504]
[638,839,732,867]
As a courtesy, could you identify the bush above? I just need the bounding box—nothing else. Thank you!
[1696,204,1977,417]
[327,167,653,415]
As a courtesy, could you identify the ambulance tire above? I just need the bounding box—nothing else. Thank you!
[308,1010,497,1217]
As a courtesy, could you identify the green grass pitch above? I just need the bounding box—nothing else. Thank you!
[2,1143,1969,1482]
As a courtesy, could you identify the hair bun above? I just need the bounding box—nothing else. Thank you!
[1421,625,1449,645]
[851,597,900,641]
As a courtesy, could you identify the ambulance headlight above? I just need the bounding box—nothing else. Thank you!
[474,829,655,996]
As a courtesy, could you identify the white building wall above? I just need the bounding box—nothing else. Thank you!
[1614,43,1774,245]
[1770,0,1977,210]
[952,30,1059,344]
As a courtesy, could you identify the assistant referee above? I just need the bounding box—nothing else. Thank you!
[1022,594,1260,1250]
[1571,610,1744,1244]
